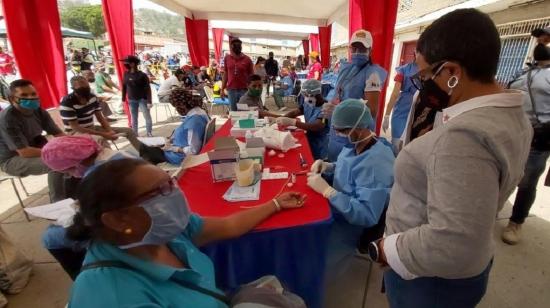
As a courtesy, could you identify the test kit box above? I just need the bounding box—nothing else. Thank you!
[244,137,266,164]
[229,111,259,124]
[207,137,240,182]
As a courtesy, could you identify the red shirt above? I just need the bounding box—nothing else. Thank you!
[307,61,323,80]
[0,53,14,76]
[223,53,254,90]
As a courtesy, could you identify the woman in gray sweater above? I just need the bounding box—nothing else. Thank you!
[366,9,533,308]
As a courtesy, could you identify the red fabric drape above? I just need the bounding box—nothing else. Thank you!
[212,28,224,64]
[318,25,332,69]
[302,39,310,65]
[309,34,320,52]
[2,0,66,110]
[185,18,210,67]
[102,0,134,127]
[349,0,398,134]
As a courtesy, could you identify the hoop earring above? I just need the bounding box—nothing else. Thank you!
[447,76,459,95]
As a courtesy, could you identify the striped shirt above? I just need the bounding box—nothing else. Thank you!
[60,93,101,131]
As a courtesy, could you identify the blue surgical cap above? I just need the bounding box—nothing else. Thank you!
[301,79,322,96]
[332,99,373,129]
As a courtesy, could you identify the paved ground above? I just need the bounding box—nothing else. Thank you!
[1,98,549,307]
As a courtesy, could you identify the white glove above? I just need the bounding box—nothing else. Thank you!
[276,117,297,126]
[382,115,390,132]
[310,159,335,174]
[266,117,276,125]
[307,174,337,199]
[321,102,336,119]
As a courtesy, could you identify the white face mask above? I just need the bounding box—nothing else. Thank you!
[304,96,316,105]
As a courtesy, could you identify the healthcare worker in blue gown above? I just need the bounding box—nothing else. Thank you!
[307,99,394,278]
[325,29,388,162]
[267,79,329,160]
[382,60,419,153]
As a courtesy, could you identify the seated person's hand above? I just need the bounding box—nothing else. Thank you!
[276,117,296,126]
[101,130,118,141]
[276,192,307,209]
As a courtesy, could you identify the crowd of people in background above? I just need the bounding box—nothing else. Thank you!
[0,7,549,308]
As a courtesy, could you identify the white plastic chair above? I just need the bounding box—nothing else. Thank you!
[202,118,217,148]
[203,86,230,116]
[0,171,31,221]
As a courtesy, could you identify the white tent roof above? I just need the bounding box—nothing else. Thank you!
[151,0,347,26]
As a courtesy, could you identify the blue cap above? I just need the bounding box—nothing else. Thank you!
[332,99,373,129]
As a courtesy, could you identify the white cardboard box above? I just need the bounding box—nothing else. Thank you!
[207,137,240,182]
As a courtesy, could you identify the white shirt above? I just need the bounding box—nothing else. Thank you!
[157,75,182,97]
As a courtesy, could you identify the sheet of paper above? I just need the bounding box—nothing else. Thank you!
[236,103,250,111]
[223,180,261,202]
[24,198,76,225]
[137,137,166,147]
[181,153,209,169]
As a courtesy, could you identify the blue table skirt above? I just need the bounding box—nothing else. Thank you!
[201,218,333,308]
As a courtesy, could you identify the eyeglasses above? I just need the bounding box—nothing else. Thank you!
[132,177,177,205]
[410,61,446,91]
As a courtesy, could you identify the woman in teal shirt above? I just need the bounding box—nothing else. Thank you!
[68,159,306,308]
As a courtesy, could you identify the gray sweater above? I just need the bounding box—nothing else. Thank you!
[386,92,533,279]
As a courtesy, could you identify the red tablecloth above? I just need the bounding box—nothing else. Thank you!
[178,120,331,231]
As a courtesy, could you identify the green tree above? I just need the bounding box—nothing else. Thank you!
[60,5,106,37]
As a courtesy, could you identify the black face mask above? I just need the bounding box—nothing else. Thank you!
[232,45,242,55]
[418,79,450,111]
[74,87,92,98]
[87,78,95,83]
[534,43,550,62]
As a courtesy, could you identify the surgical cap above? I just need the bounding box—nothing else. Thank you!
[332,99,373,129]
[301,79,322,96]
[41,135,102,171]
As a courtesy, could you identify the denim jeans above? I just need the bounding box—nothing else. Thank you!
[227,89,247,111]
[42,225,87,280]
[510,148,550,224]
[129,98,152,134]
[384,260,492,308]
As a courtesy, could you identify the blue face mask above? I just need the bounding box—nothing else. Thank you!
[351,53,370,67]
[18,98,40,110]
[119,187,191,249]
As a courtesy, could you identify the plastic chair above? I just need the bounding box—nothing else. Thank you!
[154,101,174,123]
[203,86,230,116]
[202,118,217,148]
[0,171,31,221]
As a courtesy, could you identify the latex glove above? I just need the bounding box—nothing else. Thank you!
[310,159,335,174]
[307,174,337,199]
[276,117,297,126]
[321,102,336,119]
[266,117,276,125]
[382,115,390,133]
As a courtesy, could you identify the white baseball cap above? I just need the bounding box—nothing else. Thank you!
[350,30,373,49]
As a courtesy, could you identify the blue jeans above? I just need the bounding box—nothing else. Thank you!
[384,260,492,308]
[42,225,87,280]
[227,89,247,111]
[510,149,550,224]
[129,98,152,134]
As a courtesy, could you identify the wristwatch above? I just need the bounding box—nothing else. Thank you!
[367,240,381,263]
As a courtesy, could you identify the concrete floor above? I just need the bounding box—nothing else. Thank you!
[1,98,550,307]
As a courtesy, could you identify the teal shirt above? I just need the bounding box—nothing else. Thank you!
[68,215,227,308]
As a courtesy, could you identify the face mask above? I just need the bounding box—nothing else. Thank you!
[232,45,242,55]
[534,43,550,62]
[18,98,40,110]
[124,63,131,70]
[119,187,190,249]
[418,78,450,111]
[74,87,92,98]
[249,88,262,97]
[304,96,316,105]
[87,78,96,83]
[351,53,370,66]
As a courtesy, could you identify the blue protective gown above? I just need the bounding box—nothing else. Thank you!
[327,62,388,162]
[301,101,329,160]
[324,138,395,276]
[391,62,418,140]
[164,108,209,165]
